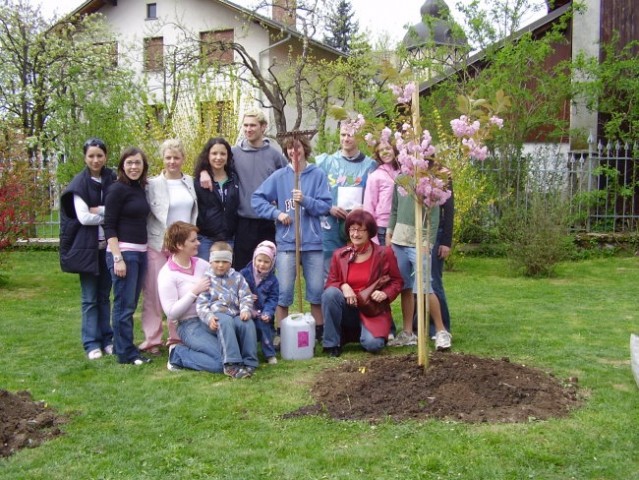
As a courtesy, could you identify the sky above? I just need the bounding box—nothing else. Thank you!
[33,0,545,46]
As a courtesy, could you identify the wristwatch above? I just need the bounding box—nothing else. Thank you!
[113,255,123,263]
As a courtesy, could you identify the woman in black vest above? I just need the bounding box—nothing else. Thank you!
[60,138,116,360]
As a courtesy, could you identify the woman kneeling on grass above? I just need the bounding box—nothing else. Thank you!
[321,209,403,357]
[158,221,223,373]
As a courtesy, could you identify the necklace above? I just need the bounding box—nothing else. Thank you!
[172,255,191,270]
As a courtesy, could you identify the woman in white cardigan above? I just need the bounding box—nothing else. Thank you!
[139,139,198,354]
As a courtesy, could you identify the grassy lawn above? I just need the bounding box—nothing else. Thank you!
[1,251,638,479]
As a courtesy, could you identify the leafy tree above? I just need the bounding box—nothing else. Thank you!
[455,0,546,50]
[323,0,359,53]
[0,0,151,185]
[573,37,639,142]
[0,125,49,263]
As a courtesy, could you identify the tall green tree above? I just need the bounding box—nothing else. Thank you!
[0,0,146,168]
[323,0,359,53]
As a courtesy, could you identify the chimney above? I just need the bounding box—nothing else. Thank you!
[272,0,296,29]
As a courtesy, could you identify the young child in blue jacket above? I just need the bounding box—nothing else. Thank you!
[240,241,279,364]
[251,134,332,337]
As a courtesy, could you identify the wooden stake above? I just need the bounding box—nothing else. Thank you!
[412,82,429,370]
[293,149,303,313]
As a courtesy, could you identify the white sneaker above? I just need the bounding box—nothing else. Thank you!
[167,361,182,371]
[87,348,103,360]
[103,345,114,355]
[435,330,452,351]
[267,356,278,365]
[167,344,181,371]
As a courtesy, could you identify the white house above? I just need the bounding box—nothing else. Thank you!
[69,0,346,138]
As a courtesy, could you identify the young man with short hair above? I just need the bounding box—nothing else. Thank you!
[315,123,376,276]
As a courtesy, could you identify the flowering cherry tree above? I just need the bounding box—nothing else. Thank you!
[363,81,507,367]
[384,82,506,209]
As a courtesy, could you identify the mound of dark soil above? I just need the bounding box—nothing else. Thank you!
[0,389,66,458]
[285,352,581,423]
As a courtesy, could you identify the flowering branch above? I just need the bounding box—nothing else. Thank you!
[366,83,507,210]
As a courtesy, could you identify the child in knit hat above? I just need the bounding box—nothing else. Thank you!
[240,241,280,364]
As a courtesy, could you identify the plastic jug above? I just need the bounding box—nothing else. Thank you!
[280,313,315,360]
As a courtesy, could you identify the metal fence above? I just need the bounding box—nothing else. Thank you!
[577,140,639,232]
[476,139,639,234]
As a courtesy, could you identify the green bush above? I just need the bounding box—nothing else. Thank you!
[499,192,571,277]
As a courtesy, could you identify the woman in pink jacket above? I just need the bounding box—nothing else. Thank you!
[363,141,399,245]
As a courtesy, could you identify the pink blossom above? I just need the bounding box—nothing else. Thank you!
[489,116,504,129]
[341,114,366,136]
[389,84,403,97]
[364,133,376,147]
[389,82,417,104]
[450,115,480,138]
[462,138,489,161]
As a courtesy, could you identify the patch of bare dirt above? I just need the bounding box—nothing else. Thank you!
[284,352,581,423]
[0,389,66,458]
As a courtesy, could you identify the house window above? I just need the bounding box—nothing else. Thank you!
[146,3,157,19]
[200,100,234,135]
[200,29,234,66]
[144,37,164,72]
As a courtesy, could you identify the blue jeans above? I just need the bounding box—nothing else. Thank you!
[276,250,324,305]
[172,318,223,373]
[391,244,434,293]
[321,287,385,353]
[215,312,258,368]
[107,251,147,363]
[255,318,276,359]
[376,227,387,246]
[430,237,451,336]
[79,249,113,353]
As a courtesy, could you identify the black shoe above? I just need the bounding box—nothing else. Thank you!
[315,325,324,343]
[322,346,341,357]
[130,355,152,365]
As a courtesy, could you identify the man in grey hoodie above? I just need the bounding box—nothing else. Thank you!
[230,109,287,269]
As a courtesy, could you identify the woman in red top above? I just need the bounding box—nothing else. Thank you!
[321,209,403,357]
